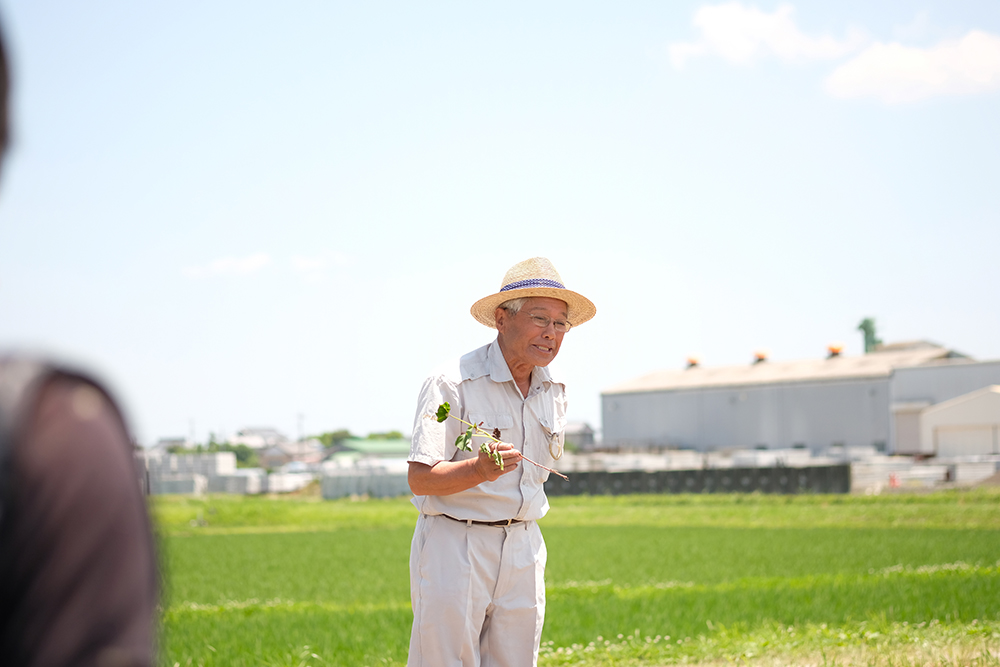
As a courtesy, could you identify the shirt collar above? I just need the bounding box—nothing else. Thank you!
[486,338,514,383]
[483,338,555,388]
[461,339,558,388]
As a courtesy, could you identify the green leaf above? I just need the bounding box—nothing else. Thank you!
[455,426,474,451]
[435,402,451,423]
[481,443,503,470]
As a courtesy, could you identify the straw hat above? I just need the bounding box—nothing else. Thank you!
[470,257,596,329]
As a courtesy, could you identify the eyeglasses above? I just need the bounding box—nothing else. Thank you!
[524,313,572,333]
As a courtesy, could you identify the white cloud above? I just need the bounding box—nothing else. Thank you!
[290,251,355,282]
[826,30,1000,104]
[290,256,325,273]
[182,252,272,278]
[669,2,865,69]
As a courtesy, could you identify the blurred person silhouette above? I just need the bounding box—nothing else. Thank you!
[0,18,158,667]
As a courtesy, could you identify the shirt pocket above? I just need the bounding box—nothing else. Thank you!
[449,413,513,463]
[466,412,514,442]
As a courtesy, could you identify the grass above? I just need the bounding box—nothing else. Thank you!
[544,563,1000,647]
[152,488,1000,536]
[152,492,414,536]
[538,619,1000,666]
[154,489,1000,666]
[162,530,412,606]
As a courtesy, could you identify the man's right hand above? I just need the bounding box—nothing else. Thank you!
[475,442,521,482]
[408,444,523,496]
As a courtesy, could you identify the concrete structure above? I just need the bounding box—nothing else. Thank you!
[150,473,207,495]
[321,457,410,499]
[267,472,315,493]
[316,440,412,500]
[920,386,1000,457]
[140,451,262,495]
[207,468,267,494]
[951,461,998,484]
[321,470,411,499]
[603,341,1000,455]
[144,451,237,477]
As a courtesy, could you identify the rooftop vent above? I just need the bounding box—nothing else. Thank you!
[858,318,882,354]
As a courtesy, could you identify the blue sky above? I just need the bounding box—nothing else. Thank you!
[1,1,998,444]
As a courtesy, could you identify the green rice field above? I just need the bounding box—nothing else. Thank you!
[154,489,1000,666]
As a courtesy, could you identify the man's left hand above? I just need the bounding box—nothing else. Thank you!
[475,442,522,482]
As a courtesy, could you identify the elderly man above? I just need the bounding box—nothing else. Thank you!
[406,257,595,667]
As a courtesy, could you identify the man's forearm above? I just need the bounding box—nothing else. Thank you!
[408,459,487,496]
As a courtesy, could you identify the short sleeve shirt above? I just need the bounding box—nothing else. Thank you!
[408,339,567,522]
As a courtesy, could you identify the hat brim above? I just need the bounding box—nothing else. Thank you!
[470,287,596,329]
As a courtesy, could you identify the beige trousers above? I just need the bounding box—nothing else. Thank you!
[407,513,547,667]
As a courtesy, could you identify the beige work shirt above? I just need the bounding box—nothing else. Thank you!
[408,339,567,522]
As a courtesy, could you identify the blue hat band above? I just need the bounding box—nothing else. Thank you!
[500,278,566,292]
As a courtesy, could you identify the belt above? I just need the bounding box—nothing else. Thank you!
[440,514,523,527]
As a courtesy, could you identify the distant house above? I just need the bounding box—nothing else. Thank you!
[258,438,325,470]
[564,422,596,450]
[229,427,289,450]
[150,437,192,453]
[258,445,291,470]
[282,438,326,464]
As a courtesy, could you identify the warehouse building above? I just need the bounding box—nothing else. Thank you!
[919,385,1000,457]
[602,341,1000,455]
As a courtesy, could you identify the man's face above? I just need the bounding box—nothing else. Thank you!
[495,297,569,369]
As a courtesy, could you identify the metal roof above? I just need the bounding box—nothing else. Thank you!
[340,437,411,456]
[603,345,955,395]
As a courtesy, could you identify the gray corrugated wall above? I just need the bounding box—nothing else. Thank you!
[891,360,1000,405]
[602,378,889,452]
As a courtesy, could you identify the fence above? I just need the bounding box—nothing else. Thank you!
[150,473,208,495]
[143,463,851,497]
[321,472,410,499]
[543,464,851,496]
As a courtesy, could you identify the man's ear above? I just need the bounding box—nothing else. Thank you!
[494,307,507,332]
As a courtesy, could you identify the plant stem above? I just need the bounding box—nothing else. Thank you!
[445,414,568,480]
[519,454,569,481]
